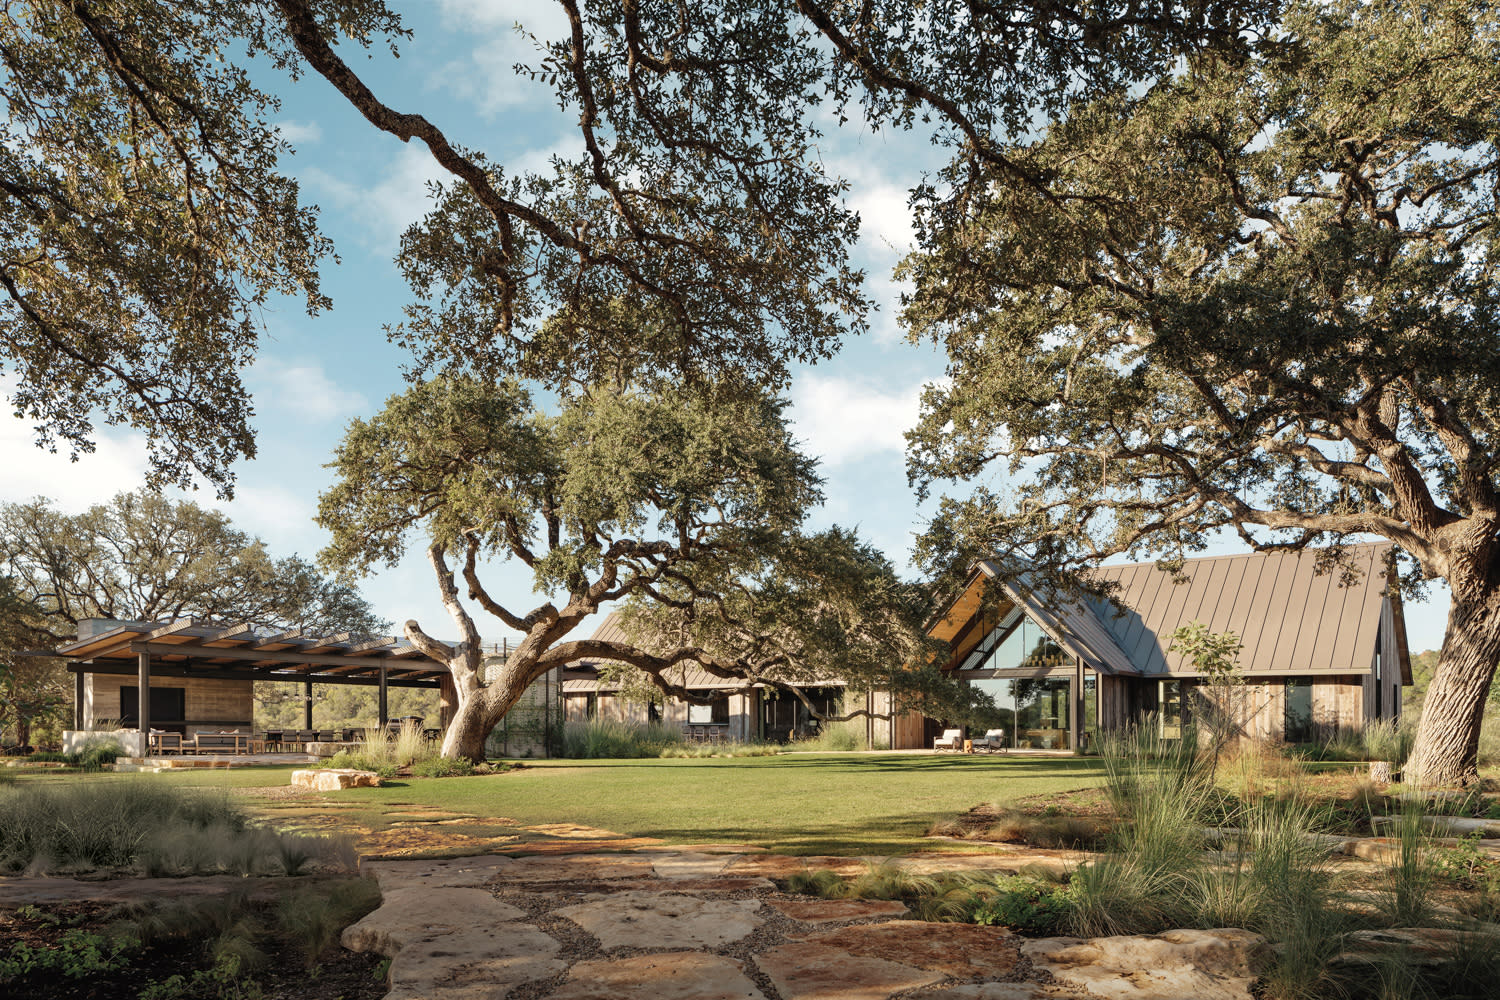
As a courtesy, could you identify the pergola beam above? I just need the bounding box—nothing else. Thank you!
[67,661,440,688]
[128,640,433,673]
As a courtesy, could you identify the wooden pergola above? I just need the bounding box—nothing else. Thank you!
[57,618,454,735]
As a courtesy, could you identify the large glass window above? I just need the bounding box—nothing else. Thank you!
[970,613,1067,673]
[1015,678,1071,749]
[688,695,729,725]
[1284,679,1314,743]
[1082,673,1099,752]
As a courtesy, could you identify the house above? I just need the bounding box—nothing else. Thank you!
[899,544,1411,751]
[56,617,452,755]
[560,612,887,744]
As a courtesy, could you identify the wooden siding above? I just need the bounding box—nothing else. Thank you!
[87,674,252,731]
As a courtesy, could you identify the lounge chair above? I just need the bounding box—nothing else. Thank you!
[973,729,1007,753]
[932,728,962,751]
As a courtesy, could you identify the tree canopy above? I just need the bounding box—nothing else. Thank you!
[317,373,955,759]
[0,490,387,642]
[902,0,1500,784]
[1,0,1267,492]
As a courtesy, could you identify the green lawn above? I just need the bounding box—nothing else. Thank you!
[15,752,1104,856]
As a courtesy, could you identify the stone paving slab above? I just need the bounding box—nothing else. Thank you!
[341,887,525,955]
[651,851,738,879]
[805,920,1023,979]
[549,952,766,1000]
[364,856,517,891]
[495,854,657,882]
[555,891,765,950]
[381,923,565,1000]
[754,940,946,1000]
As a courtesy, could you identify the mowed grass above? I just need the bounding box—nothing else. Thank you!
[9,754,1104,856]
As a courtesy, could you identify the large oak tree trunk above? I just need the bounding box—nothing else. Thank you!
[1404,590,1500,787]
[440,656,541,762]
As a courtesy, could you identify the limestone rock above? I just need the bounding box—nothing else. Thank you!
[1023,928,1270,1000]
[499,854,656,883]
[754,941,944,1000]
[341,887,525,955]
[556,891,763,950]
[768,898,909,924]
[363,856,516,892]
[550,952,766,1000]
[651,852,736,879]
[807,920,1021,979]
[290,768,380,791]
[383,923,565,1000]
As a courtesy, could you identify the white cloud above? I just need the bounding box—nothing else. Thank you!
[0,381,151,511]
[247,357,368,423]
[435,0,571,116]
[275,119,323,146]
[301,144,449,250]
[789,373,936,466]
[849,180,917,260]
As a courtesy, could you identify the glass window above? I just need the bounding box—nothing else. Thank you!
[1016,678,1071,749]
[1082,673,1098,752]
[689,695,729,725]
[1160,680,1183,740]
[1285,679,1314,743]
[976,614,1068,672]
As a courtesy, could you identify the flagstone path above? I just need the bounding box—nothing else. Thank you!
[340,847,1269,1000]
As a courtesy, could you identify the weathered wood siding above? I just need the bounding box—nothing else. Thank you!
[891,710,928,750]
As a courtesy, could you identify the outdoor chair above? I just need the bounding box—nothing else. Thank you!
[149,730,183,755]
[972,729,1007,753]
[932,728,963,751]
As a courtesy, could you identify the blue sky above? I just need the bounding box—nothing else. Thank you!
[0,1,1450,654]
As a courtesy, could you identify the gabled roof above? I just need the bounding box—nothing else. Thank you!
[936,543,1405,678]
[971,562,1140,676]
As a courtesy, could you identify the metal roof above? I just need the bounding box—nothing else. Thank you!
[937,544,1404,678]
[1081,544,1399,676]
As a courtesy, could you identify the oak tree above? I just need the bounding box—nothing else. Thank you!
[317,374,948,761]
[3,1,1261,491]
[903,0,1500,785]
[0,490,386,642]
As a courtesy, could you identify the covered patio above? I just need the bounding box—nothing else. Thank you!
[57,617,454,757]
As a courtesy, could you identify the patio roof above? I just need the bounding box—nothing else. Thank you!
[58,617,449,689]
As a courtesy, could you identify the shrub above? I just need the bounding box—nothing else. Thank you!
[411,756,475,778]
[793,719,865,752]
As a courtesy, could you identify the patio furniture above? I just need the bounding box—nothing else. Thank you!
[972,729,1007,753]
[186,732,248,755]
[149,730,183,755]
[262,728,285,751]
[932,728,963,751]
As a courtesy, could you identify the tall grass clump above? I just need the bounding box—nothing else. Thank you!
[0,780,350,876]
[0,780,243,873]
[1067,722,1213,936]
[561,719,684,758]
[793,718,866,752]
